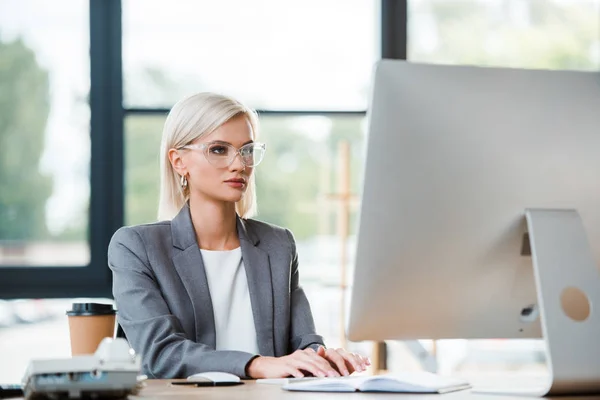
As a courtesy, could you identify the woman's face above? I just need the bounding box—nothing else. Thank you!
[176,115,255,205]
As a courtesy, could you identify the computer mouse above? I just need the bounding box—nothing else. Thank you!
[187,371,241,384]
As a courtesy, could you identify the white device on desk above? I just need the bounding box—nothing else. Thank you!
[187,372,240,384]
[22,338,141,399]
[348,60,600,396]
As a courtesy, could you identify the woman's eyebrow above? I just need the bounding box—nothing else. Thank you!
[209,140,254,146]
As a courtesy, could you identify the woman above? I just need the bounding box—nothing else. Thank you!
[108,92,370,379]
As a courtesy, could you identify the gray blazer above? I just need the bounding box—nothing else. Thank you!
[107,206,325,379]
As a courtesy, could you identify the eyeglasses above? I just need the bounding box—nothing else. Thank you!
[178,141,266,168]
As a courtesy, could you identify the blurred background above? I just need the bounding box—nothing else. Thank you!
[0,0,598,384]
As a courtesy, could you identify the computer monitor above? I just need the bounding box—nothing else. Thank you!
[347,60,600,395]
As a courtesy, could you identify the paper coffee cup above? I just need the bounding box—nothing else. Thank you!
[66,303,117,356]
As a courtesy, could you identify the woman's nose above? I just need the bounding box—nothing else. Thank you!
[229,151,246,171]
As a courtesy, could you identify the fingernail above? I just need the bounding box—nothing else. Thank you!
[327,371,337,377]
[317,372,325,377]
[344,370,349,376]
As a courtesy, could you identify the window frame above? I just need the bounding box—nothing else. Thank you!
[0,0,124,298]
[0,0,407,299]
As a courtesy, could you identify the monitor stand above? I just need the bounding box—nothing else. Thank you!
[477,209,600,396]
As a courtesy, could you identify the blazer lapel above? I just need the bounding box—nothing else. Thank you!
[237,218,275,356]
[171,206,216,348]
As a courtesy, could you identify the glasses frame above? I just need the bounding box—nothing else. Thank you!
[178,141,267,168]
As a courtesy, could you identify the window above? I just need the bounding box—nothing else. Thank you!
[409,0,600,70]
[122,0,378,110]
[0,1,90,267]
[124,115,163,226]
[0,0,117,299]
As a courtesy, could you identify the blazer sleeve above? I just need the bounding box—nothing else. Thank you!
[285,229,326,352]
[108,227,257,379]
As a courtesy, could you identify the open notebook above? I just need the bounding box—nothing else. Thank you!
[282,371,471,393]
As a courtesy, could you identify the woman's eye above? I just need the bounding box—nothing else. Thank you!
[240,146,254,156]
[209,145,229,155]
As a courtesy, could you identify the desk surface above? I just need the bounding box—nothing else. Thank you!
[129,380,600,400]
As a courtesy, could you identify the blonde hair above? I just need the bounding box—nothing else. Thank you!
[158,92,259,221]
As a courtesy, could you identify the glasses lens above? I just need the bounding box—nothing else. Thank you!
[206,143,235,167]
[241,143,266,167]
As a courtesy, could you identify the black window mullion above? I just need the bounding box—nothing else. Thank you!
[89,0,124,298]
[124,108,366,117]
[382,0,408,60]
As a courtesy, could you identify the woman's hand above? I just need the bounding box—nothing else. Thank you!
[246,348,342,379]
[316,346,371,376]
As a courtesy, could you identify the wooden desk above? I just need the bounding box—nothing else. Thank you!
[131,380,600,400]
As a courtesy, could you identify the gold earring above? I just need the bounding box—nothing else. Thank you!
[180,174,188,188]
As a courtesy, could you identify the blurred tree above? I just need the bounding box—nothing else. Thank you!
[411,0,598,70]
[327,117,365,234]
[125,66,200,108]
[125,115,164,226]
[328,117,364,192]
[255,117,323,239]
[0,36,51,242]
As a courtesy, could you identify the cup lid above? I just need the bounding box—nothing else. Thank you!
[66,302,116,316]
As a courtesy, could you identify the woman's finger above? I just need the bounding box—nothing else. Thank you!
[288,357,329,378]
[309,350,341,376]
[359,354,371,367]
[354,353,369,370]
[316,345,327,358]
[352,353,371,371]
[351,352,369,371]
[337,348,362,373]
[325,348,350,376]
[349,352,367,370]
[300,350,339,377]
[286,366,305,378]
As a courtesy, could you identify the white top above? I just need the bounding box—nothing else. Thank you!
[200,247,260,355]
